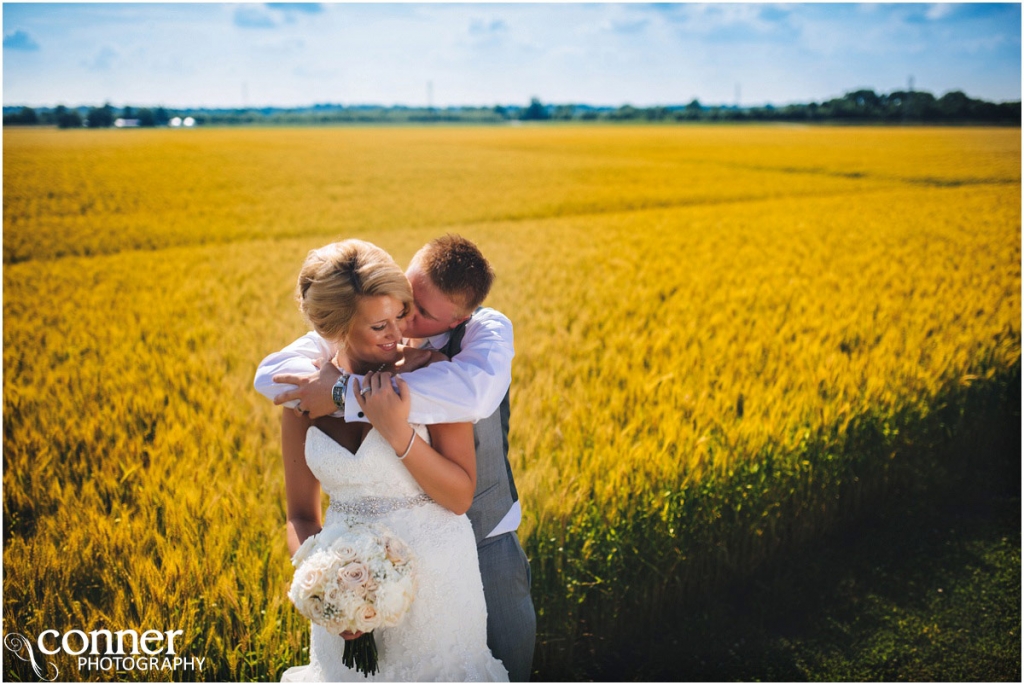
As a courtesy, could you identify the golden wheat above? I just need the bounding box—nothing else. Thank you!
[3,125,1019,680]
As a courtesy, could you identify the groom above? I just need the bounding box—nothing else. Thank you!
[254,234,536,682]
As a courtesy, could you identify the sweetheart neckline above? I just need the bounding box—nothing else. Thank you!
[308,424,431,465]
[307,424,371,459]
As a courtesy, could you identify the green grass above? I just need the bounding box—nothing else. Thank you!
[533,392,1021,681]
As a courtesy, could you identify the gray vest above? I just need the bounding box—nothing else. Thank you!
[442,314,519,546]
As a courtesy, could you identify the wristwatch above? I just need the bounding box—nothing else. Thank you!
[331,372,351,412]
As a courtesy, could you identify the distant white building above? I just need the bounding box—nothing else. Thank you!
[114,118,140,128]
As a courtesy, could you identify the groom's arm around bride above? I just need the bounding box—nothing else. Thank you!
[254,235,536,681]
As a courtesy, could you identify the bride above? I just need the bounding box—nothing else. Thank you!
[278,239,508,682]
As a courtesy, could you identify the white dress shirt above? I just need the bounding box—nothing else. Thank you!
[253,307,514,424]
[253,307,520,538]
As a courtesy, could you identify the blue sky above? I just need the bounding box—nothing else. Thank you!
[3,3,1021,109]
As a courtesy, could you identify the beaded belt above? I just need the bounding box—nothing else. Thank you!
[328,494,433,518]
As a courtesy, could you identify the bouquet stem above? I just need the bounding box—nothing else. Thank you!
[343,632,379,677]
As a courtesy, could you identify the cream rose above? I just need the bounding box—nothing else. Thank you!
[324,585,345,607]
[288,520,417,643]
[384,537,412,566]
[340,561,370,589]
[354,603,381,633]
[302,595,325,621]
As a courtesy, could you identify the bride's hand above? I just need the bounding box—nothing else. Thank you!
[339,630,364,641]
[353,371,411,446]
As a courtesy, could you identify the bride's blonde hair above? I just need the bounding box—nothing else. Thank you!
[297,239,412,343]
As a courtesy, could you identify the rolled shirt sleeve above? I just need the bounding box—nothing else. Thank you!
[252,332,335,410]
[397,308,514,425]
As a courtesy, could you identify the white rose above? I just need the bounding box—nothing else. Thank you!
[330,544,358,565]
[337,591,365,622]
[296,564,325,595]
[316,524,350,549]
[374,586,412,626]
[288,585,304,608]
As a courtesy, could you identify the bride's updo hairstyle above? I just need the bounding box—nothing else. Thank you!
[297,239,412,343]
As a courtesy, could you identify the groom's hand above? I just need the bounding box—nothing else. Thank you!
[272,357,342,419]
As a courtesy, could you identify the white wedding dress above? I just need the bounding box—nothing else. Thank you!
[282,425,509,682]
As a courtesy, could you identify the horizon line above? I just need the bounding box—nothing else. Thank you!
[6,88,1021,113]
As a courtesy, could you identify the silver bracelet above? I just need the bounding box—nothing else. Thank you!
[397,430,416,460]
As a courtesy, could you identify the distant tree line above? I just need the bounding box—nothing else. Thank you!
[183,105,507,126]
[4,88,1019,128]
[3,103,174,128]
[520,89,1020,125]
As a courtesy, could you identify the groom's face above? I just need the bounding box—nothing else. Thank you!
[402,264,466,339]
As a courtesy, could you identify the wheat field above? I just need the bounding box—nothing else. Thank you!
[3,125,1019,681]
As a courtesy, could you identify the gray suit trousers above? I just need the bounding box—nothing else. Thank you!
[478,532,536,682]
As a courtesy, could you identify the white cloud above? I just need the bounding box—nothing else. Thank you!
[925,4,957,21]
[667,3,784,35]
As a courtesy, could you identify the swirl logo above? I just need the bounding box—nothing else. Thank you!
[4,632,59,681]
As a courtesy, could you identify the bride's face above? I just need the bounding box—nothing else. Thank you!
[342,295,408,371]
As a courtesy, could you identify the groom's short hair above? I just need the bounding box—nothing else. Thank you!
[413,234,495,315]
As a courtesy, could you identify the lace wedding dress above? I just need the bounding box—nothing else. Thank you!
[282,425,509,682]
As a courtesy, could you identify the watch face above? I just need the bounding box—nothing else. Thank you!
[332,377,347,408]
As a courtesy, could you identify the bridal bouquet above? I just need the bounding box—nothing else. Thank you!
[289,521,417,677]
